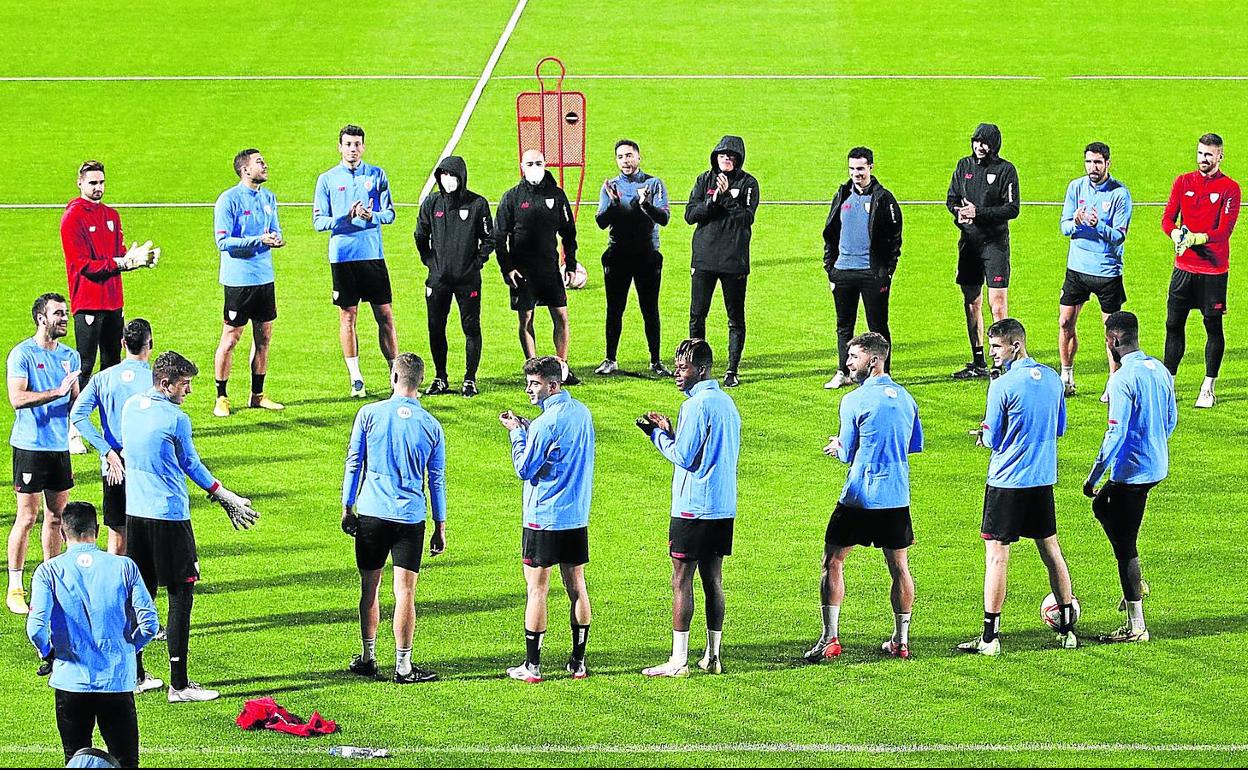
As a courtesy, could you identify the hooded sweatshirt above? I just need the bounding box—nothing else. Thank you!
[685,136,760,274]
[945,123,1020,243]
[495,170,578,278]
[414,156,494,287]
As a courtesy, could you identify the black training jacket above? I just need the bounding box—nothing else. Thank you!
[945,123,1020,243]
[414,155,494,287]
[684,135,760,275]
[822,177,903,279]
[494,170,578,278]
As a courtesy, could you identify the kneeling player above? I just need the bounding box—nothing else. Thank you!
[342,354,446,683]
[499,357,595,682]
[961,320,1077,654]
[1084,312,1176,643]
[804,333,922,661]
[637,339,741,676]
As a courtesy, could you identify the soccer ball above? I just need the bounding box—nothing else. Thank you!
[564,263,588,290]
[1040,593,1081,630]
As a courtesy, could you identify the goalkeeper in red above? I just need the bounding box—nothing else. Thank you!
[1161,133,1240,408]
[120,351,258,703]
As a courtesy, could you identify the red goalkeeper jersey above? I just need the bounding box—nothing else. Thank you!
[1161,170,1241,275]
[61,198,125,312]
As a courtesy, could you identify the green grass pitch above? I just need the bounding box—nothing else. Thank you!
[1,1,1247,766]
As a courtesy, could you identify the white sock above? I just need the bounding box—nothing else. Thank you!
[894,613,912,645]
[1061,366,1074,382]
[361,637,376,663]
[1203,376,1216,393]
[671,630,690,666]
[821,605,840,640]
[706,629,722,658]
[8,568,23,591]
[396,647,412,675]
[345,357,363,382]
[1126,600,1146,632]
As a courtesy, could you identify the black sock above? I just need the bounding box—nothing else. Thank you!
[972,347,987,368]
[215,379,228,398]
[524,628,544,668]
[1059,603,1074,635]
[136,650,145,680]
[167,582,195,690]
[983,612,1001,643]
[571,623,590,662]
[251,373,265,395]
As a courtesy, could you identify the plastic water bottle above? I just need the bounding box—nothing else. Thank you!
[328,746,391,759]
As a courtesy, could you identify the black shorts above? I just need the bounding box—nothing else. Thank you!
[102,475,126,531]
[355,516,425,572]
[125,516,199,587]
[1060,269,1127,313]
[957,236,1011,289]
[668,517,734,562]
[332,260,393,308]
[981,485,1057,544]
[1092,481,1158,561]
[1168,268,1228,317]
[521,526,589,568]
[11,448,73,494]
[510,267,568,312]
[825,503,914,550]
[223,282,277,327]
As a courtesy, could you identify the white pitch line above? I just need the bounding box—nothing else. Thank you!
[0,200,1168,210]
[0,742,1244,756]
[417,0,528,205]
[0,73,1042,83]
[1070,75,1248,81]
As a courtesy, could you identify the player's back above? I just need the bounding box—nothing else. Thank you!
[985,359,1066,488]
[355,397,444,523]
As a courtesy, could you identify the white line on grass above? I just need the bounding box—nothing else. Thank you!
[417,0,528,204]
[1069,75,1248,81]
[0,201,1167,210]
[1,742,1244,756]
[0,73,1041,82]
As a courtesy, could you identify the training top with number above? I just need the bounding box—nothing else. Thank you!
[508,390,595,530]
[70,358,152,475]
[834,374,924,509]
[60,198,125,313]
[1161,170,1241,275]
[1060,175,1132,277]
[596,171,670,252]
[120,389,217,521]
[27,544,158,693]
[651,379,741,520]
[7,338,81,452]
[981,357,1067,489]
[1087,350,1177,486]
[214,182,282,287]
[343,395,447,525]
[313,162,395,264]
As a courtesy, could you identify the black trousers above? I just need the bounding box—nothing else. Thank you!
[603,248,663,362]
[689,269,748,371]
[426,281,482,381]
[73,310,125,389]
[830,268,892,374]
[54,689,139,768]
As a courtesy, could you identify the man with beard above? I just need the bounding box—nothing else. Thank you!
[947,124,1020,379]
[686,136,759,388]
[805,333,922,661]
[414,156,494,397]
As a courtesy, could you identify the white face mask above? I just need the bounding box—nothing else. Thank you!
[439,174,459,193]
[523,165,545,184]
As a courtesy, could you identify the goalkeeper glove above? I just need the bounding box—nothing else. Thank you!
[208,486,259,530]
[1172,227,1189,256]
[115,240,159,270]
[1180,230,1209,251]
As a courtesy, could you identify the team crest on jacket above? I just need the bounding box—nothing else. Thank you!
[459,209,469,221]
[730,188,740,199]
[397,406,413,419]
[62,361,71,373]
[545,198,555,209]
[1102,201,1111,212]
[106,220,115,232]
[364,179,374,192]
[987,174,997,184]
[1211,193,1221,204]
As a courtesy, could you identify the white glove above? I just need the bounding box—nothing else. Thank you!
[115,240,158,270]
[208,486,259,530]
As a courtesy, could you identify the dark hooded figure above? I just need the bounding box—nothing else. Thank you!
[415,156,494,397]
[685,135,760,388]
[946,123,1021,379]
